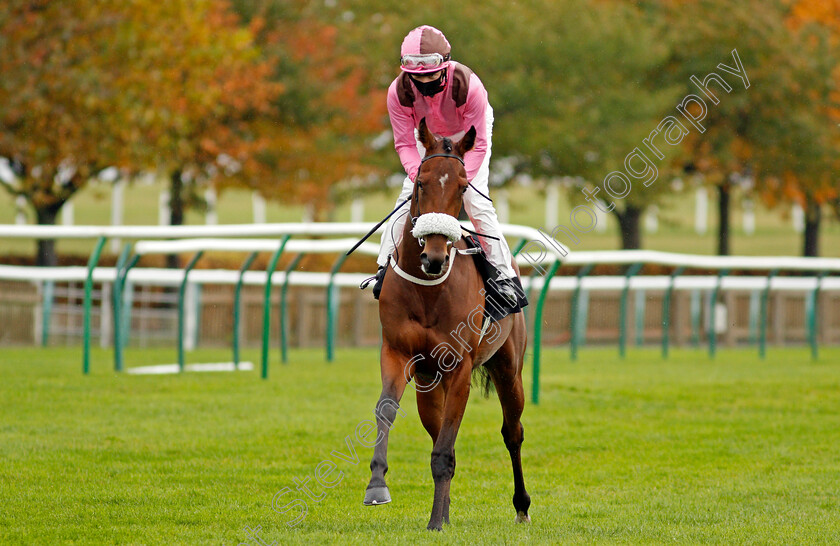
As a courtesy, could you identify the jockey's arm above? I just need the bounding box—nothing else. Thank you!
[387,84,422,181]
[461,74,490,182]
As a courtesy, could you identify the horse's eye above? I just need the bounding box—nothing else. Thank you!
[418,181,423,190]
[461,185,467,194]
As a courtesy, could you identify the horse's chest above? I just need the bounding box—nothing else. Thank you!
[387,310,473,354]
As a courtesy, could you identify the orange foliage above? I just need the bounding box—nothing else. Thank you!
[0,0,282,216]
[249,16,388,215]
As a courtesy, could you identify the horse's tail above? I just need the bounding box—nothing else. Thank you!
[471,364,494,398]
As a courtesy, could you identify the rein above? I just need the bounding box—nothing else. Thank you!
[345,152,496,257]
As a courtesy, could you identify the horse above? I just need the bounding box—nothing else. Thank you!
[363,118,531,530]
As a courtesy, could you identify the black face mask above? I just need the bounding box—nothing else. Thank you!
[410,71,446,97]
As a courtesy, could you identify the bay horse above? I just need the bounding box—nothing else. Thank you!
[363,118,531,530]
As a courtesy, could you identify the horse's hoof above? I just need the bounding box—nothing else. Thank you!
[363,485,391,506]
[515,511,531,523]
[427,523,443,531]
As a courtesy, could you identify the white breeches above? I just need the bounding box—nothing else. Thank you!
[377,106,516,280]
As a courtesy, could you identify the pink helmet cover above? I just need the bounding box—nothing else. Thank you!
[400,25,451,74]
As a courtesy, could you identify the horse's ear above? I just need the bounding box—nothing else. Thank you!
[418,117,436,152]
[456,126,476,157]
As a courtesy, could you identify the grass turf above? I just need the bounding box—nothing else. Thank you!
[1,346,839,544]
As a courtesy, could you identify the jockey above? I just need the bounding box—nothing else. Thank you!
[371,25,523,306]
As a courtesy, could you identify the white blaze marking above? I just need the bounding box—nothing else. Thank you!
[439,173,449,189]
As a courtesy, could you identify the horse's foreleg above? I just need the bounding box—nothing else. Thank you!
[364,344,408,506]
[427,366,471,531]
[488,353,531,523]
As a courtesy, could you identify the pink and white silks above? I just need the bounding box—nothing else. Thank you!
[377,62,516,280]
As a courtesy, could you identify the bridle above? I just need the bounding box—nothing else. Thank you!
[409,152,498,245]
[409,153,466,227]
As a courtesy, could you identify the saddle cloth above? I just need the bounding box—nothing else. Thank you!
[462,234,529,322]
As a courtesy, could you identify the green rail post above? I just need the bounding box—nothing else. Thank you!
[261,235,290,379]
[232,252,258,369]
[618,263,643,360]
[526,267,543,337]
[281,254,305,364]
[807,271,828,361]
[708,269,729,358]
[41,280,55,347]
[759,269,778,360]
[112,244,132,372]
[661,266,684,359]
[177,251,204,373]
[511,238,529,257]
[569,264,594,361]
[114,253,140,371]
[532,259,561,406]
[82,236,107,375]
[510,238,528,322]
[326,252,351,363]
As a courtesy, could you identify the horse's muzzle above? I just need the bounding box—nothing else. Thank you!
[420,248,450,277]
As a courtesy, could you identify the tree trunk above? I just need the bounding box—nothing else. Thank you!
[167,170,184,269]
[615,205,642,250]
[35,205,61,267]
[717,182,730,256]
[803,198,821,257]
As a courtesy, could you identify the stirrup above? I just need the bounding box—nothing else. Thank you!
[359,275,377,290]
[361,266,387,300]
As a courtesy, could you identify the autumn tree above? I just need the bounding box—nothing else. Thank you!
[0,2,134,265]
[0,0,281,265]
[109,1,281,267]
[657,0,840,256]
[779,0,840,256]
[229,1,390,218]
[469,0,683,249]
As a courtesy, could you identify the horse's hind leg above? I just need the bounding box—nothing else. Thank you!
[487,344,531,523]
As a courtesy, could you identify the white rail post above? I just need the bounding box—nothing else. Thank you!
[695,187,708,235]
[645,205,659,234]
[61,200,74,226]
[110,178,126,253]
[792,203,805,234]
[350,198,364,223]
[742,198,755,236]
[159,190,170,225]
[594,200,608,233]
[205,186,218,225]
[545,181,559,228]
[252,192,266,224]
[302,203,315,223]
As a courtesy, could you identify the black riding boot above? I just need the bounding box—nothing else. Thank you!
[372,266,386,300]
[360,266,388,300]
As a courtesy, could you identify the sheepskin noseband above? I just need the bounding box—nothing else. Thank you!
[411,213,462,242]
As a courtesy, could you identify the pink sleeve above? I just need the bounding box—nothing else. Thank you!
[387,83,421,181]
[462,74,489,181]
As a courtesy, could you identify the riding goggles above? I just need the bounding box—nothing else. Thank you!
[400,53,449,71]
